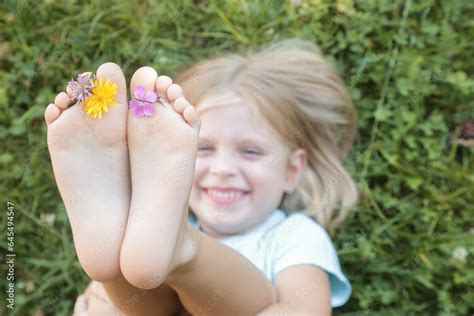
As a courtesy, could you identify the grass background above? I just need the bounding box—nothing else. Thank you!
[1,0,473,315]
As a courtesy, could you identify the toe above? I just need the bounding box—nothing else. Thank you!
[96,62,127,106]
[44,103,61,125]
[167,84,183,103]
[173,96,191,114]
[131,66,158,93]
[156,75,173,100]
[182,105,201,130]
[54,92,71,110]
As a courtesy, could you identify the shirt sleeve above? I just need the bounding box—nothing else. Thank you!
[188,212,200,230]
[271,214,351,307]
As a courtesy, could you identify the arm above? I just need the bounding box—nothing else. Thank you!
[100,223,278,316]
[257,264,331,316]
[164,223,278,316]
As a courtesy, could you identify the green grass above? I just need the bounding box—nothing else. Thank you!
[1,0,473,315]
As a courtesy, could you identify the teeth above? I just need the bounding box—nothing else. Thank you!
[207,190,244,200]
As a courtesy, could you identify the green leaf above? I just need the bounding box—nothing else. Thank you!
[374,105,392,122]
[406,177,423,190]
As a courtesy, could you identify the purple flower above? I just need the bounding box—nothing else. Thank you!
[67,72,96,104]
[129,85,159,117]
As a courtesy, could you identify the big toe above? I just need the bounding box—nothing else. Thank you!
[96,62,128,110]
[127,67,159,140]
[129,66,160,115]
[83,62,128,144]
[130,66,158,93]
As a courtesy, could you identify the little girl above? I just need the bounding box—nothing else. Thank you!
[45,39,358,315]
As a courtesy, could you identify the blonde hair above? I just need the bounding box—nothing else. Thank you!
[176,39,359,231]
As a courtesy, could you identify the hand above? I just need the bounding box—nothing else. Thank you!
[73,281,123,316]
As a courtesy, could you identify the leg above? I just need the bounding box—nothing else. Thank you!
[45,63,131,282]
[119,68,275,314]
[120,67,200,289]
[165,223,277,316]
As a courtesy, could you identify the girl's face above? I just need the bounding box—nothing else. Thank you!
[189,97,307,239]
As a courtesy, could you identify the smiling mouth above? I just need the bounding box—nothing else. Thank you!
[203,189,249,204]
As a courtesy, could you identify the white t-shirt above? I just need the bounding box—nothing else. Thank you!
[188,208,351,307]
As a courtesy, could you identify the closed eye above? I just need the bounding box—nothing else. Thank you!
[243,149,261,155]
[198,145,213,151]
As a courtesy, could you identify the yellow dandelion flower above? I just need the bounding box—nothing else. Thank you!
[83,78,118,119]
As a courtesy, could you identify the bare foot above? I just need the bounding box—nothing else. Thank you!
[45,63,130,282]
[120,67,200,289]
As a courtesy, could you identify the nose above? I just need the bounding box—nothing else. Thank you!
[209,150,238,177]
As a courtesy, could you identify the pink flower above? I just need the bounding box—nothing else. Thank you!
[129,85,159,117]
[67,72,96,104]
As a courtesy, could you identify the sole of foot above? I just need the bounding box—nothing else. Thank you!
[120,67,200,289]
[45,63,130,282]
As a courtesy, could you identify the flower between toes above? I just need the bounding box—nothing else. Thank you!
[67,72,96,104]
[129,85,159,118]
[83,78,118,119]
